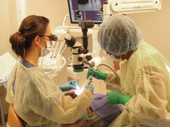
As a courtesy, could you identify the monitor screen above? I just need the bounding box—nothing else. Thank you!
[67,0,106,24]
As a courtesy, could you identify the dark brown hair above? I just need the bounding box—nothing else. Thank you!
[9,15,50,57]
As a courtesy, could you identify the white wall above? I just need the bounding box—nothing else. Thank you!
[0,0,18,58]
[1,0,170,86]
[26,0,69,28]
[127,0,170,61]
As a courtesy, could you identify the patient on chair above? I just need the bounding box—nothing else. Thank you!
[63,92,124,127]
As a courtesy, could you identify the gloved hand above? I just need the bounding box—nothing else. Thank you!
[86,68,108,81]
[106,90,132,105]
[59,80,77,92]
[84,84,94,94]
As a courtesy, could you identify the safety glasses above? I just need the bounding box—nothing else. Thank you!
[103,50,110,55]
[39,34,57,41]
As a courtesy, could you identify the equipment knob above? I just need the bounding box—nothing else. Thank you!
[78,57,83,61]
[86,55,92,61]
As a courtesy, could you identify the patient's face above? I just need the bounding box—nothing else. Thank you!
[65,95,73,100]
[65,92,78,100]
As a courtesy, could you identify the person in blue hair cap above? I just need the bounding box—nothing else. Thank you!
[87,14,170,127]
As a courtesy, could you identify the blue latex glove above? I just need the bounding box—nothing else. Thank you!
[86,68,107,81]
[106,90,132,105]
[84,84,94,93]
[59,80,77,92]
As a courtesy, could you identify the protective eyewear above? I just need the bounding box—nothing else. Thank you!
[39,34,57,41]
[103,50,110,55]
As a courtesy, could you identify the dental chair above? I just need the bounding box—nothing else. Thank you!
[7,104,23,127]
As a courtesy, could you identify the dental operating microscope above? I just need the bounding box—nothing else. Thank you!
[65,20,95,72]
[64,20,108,94]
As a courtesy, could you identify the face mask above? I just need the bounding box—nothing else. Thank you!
[40,46,50,57]
[107,54,122,62]
[39,38,51,57]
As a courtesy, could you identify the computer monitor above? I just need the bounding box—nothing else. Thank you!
[67,0,106,24]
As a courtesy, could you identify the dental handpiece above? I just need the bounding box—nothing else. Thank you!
[71,80,76,86]
[80,73,94,91]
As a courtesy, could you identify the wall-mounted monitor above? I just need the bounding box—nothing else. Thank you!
[67,0,106,24]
